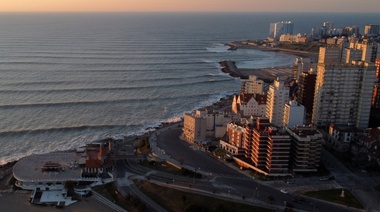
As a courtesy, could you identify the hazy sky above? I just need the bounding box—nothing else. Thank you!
[1,0,380,13]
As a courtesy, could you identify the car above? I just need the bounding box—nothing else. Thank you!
[280,189,288,194]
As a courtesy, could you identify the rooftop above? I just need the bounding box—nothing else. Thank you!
[13,152,83,183]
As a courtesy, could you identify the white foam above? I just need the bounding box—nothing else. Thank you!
[205,44,230,53]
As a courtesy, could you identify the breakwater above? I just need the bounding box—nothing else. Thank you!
[219,60,248,79]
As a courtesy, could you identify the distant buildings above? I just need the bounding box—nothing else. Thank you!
[364,24,380,36]
[269,21,294,39]
[323,22,334,36]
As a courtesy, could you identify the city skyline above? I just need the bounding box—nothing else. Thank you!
[1,0,380,13]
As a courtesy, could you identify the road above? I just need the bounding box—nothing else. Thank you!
[148,126,362,211]
[112,123,376,211]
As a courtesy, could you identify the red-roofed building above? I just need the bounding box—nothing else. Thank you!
[232,93,267,117]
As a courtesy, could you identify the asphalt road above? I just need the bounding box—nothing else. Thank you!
[151,127,360,212]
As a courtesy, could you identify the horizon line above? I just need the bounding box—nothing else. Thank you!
[0,11,379,14]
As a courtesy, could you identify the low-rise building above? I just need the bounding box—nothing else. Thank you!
[351,127,380,168]
[327,124,360,153]
[232,93,267,117]
[12,139,114,207]
[183,108,233,144]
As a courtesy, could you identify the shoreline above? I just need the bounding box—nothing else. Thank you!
[225,41,319,59]
[220,40,319,81]
[0,93,235,169]
[2,40,304,169]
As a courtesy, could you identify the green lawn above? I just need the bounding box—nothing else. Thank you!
[303,189,363,209]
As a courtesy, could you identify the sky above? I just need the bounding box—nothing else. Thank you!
[1,0,380,13]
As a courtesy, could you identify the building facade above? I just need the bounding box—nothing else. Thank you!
[364,24,380,36]
[232,93,267,117]
[297,70,316,115]
[266,77,290,127]
[240,75,264,94]
[283,100,305,128]
[285,126,322,172]
[269,21,294,38]
[313,61,376,128]
[183,109,232,144]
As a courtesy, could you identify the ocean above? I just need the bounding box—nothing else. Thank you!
[0,12,379,164]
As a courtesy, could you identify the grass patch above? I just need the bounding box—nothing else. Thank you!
[212,148,226,158]
[135,137,150,154]
[303,189,363,209]
[140,160,202,179]
[93,182,146,212]
[136,180,273,212]
[141,160,183,175]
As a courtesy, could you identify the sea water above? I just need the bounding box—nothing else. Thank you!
[0,12,379,164]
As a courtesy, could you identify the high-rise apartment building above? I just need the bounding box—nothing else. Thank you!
[285,126,322,172]
[312,59,376,128]
[243,118,291,176]
[266,77,290,127]
[297,70,317,115]
[283,100,305,128]
[318,46,343,64]
[373,59,380,109]
[364,24,380,36]
[244,117,270,160]
[342,26,360,36]
[369,59,380,127]
[265,127,291,174]
[269,21,294,38]
[358,42,380,63]
[342,48,362,64]
[292,57,314,81]
[323,22,334,36]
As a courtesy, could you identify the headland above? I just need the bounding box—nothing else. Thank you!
[219,40,319,81]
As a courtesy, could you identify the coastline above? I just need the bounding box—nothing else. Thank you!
[1,40,304,172]
[225,41,319,59]
[220,40,318,81]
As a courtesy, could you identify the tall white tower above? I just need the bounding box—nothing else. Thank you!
[266,77,290,127]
